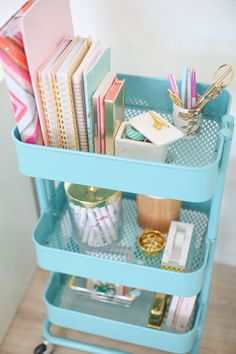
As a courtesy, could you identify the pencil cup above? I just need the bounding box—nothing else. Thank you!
[65,183,123,251]
[172,103,203,138]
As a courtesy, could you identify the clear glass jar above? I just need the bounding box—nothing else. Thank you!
[65,183,123,251]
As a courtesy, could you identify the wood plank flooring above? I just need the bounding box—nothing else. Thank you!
[0,264,236,354]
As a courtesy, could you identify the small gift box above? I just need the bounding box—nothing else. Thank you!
[115,111,183,163]
[115,121,169,163]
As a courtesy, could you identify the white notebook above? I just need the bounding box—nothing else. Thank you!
[38,39,71,147]
[72,40,101,152]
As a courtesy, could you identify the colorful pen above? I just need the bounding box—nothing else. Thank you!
[181,68,188,108]
[191,69,197,107]
[168,72,179,96]
[187,68,192,109]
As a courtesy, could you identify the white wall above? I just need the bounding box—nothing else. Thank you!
[0,0,37,344]
[0,82,37,344]
[71,0,236,266]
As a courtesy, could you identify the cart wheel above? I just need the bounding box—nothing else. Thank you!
[34,344,47,354]
[34,342,54,354]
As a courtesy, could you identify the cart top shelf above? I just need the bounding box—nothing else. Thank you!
[13,74,234,202]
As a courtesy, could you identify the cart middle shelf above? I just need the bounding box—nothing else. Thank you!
[33,189,210,297]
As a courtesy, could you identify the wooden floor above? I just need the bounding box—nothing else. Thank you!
[0,264,236,354]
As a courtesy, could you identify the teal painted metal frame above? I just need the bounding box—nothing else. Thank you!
[43,318,129,354]
[32,201,210,296]
[35,115,234,353]
[12,74,234,353]
[13,74,232,203]
[43,273,203,354]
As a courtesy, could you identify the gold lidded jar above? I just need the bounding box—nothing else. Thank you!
[65,183,122,250]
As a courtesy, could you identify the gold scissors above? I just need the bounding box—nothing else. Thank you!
[167,89,183,107]
[194,64,233,110]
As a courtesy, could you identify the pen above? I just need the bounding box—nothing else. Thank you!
[181,68,188,108]
[191,68,197,107]
[187,68,192,109]
[168,72,179,96]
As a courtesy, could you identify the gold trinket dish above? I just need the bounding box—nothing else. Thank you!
[138,229,166,258]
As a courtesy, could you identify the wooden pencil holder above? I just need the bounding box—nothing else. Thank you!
[136,195,182,233]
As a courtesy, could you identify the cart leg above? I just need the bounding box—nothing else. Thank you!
[43,317,130,354]
[189,301,208,354]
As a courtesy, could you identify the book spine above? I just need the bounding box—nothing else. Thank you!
[53,79,80,150]
[93,96,101,153]
[105,81,125,155]
[68,80,80,150]
[105,99,115,155]
[53,79,66,148]
[38,80,51,146]
[85,102,95,153]
[39,80,63,147]
[72,79,89,152]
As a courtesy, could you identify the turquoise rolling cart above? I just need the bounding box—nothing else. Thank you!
[13,74,234,354]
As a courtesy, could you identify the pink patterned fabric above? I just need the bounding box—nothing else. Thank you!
[0,1,44,145]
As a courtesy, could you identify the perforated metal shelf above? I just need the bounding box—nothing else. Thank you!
[46,273,197,333]
[44,198,208,273]
[125,108,220,167]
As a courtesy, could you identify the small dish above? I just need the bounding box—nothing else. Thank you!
[138,229,166,258]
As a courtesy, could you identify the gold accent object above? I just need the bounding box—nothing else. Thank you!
[149,111,170,130]
[167,89,183,107]
[147,293,169,330]
[138,229,165,258]
[64,183,121,208]
[194,64,233,110]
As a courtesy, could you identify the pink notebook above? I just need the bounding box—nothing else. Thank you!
[20,0,74,145]
[99,76,116,154]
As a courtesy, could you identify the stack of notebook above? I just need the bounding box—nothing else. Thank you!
[93,73,125,155]
[38,36,125,154]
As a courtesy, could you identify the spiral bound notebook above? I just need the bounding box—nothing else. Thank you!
[38,38,72,147]
[72,39,100,152]
[52,37,90,150]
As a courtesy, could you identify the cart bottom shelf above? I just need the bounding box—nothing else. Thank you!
[45,273,202,353]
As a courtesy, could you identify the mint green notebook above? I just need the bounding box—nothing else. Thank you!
[83,47,111,152]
